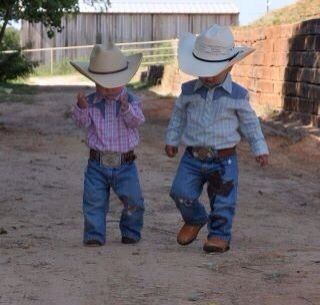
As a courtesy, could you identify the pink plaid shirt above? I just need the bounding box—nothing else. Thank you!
[71,88,145,153]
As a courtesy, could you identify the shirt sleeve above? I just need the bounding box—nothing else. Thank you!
[71,103,92,129]
[236,93,269,156]
[120,97,145,128]
[165,95,187,146]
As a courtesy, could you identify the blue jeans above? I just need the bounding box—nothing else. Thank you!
[83,159,144,244]
[170,150,238,241]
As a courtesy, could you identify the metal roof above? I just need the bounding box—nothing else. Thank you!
[79,1,239,14]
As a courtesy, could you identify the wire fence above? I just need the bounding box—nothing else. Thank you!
[3,39,178,75]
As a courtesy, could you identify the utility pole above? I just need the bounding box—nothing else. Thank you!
[267,0,270,13]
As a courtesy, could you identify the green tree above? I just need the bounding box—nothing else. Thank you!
[0,0,110,48]
[0,0,109,82]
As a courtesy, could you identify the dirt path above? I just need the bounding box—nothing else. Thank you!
[0,83,319,305]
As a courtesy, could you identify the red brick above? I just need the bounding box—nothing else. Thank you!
[288,51,320,68]
[283,96,315,114]
[256,80,274,93]
[233,65,249,77]
[265,26,275,39]
[253,41,263,50]
[284,67,320,84]
[253,66,271,79]
[283,81,320,100]
[236,77,249,88]
[251,52,265,66]
[263,53,274,67]
[273,81,283,95]
[295,19,320,35]
[278,67,286,80]
[271,52,289,66]
[270,67,280,80]
[248,91,260,104]
[275,38,290,53]
[231,65,241,77]
[248,77,257,91]
[242,50,257,65]
[234,76,253,90]
[250,27,266,41]
[262,40,274,52]
[279,24,294,38]
[289,35,320,51]
[259,93,281,105]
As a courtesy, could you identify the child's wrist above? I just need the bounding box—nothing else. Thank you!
[77,101,87,109]
[120,103,129,112]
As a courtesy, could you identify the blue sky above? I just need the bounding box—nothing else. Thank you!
[233,0,298,25]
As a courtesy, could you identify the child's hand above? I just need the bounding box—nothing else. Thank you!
[119,92,129,112]
[165,145,178,158]
[77,92,87,109]
[255,154,269,167]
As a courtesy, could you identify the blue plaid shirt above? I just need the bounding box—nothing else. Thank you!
[166,74,269,156]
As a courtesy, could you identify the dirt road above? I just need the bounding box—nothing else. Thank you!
[0,82,319,305]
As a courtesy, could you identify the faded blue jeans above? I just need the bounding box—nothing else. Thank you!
[170,149,238,241]
[83,159,144,244]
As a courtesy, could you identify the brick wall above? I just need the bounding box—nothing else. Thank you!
[233,18,320,127]
[161,18,320,127]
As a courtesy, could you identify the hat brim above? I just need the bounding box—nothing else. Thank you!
[70,53,142,88]
[178,32,255,77]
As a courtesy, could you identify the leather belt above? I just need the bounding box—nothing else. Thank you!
[187,146,236,160]
[90,149,136,167]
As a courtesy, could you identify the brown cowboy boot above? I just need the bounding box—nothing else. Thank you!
[203,237,230,253]
[177,223,205,245]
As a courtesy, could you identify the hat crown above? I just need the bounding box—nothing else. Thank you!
[89,41,128,74]
[193,24,236,61]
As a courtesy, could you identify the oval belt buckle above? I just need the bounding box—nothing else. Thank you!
[101,152,121,167]
[197,147,209,160]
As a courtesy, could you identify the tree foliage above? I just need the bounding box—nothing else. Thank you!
[0,0,110,47]
[0,1,109,82]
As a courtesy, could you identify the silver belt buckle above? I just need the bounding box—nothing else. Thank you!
[100,151,121,167]
[193,147,217,160]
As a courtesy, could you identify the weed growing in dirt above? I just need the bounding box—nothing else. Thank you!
[0,81,38,103]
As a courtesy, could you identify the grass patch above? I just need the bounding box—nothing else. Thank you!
[0,82,38,95]
[248,0,320,27]
[33,58,76,77]
[0,81,38,104]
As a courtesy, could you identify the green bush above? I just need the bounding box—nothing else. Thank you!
[0,26,36,82]
[0,51,36,82]
[1,26,20,49]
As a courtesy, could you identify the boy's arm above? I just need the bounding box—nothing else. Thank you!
[165,95,187,146]
[120,94,145,128]
[236,93,269,156]
[71,93,92,128]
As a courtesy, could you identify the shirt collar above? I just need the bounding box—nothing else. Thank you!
[193,73,233,95]
[93,87,125,103]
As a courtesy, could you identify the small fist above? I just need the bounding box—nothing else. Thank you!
[77,92,87,109]
[119,92,129,112]
[165,145,178,158]
[255,154,269,167]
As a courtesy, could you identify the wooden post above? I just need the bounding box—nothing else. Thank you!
[50,48,53,74]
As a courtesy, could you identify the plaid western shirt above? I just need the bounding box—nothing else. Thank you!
[72,88,145,153]
[166,74,269,156]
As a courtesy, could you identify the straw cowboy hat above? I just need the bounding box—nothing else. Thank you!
[178,24,255,77]
[70,40,142,88]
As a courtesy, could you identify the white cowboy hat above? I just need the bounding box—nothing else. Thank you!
[70,41,142,88]
[178,24,255,77]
